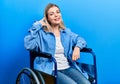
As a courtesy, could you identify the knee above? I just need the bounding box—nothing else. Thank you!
[83,80,91,84]
[71,81,77,84]
[66,79,77,84]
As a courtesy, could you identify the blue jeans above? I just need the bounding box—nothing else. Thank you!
[57,67,91,84]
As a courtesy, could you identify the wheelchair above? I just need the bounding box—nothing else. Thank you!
[16,47,97,84]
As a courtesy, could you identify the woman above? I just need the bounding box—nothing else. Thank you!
[24,3,91,84]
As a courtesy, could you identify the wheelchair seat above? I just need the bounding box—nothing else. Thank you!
[16,47,97,84]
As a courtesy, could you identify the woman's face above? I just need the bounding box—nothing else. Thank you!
[47,6,62,26]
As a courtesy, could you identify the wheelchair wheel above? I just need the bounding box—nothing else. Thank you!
[16,68,45,84]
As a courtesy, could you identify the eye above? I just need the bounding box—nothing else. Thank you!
[57,11,60,13]
[50,14,53,15]
[49,13,53,16]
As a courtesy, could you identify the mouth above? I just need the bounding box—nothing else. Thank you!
[54,18,60,21]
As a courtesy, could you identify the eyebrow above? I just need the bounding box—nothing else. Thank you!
[48,9,60,14]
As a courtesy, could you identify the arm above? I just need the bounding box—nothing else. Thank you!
[24,21,42,51]
[66,28,87,61]
[72,46,80,61]
[66,28,87,49]
[73,36,87,61]
[24,17,50,51]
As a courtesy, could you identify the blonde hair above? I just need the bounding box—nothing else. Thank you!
[44,3,65,32]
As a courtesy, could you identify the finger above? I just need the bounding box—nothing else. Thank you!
[72,55,79,61]
[42,18,46,23]
[41,17,45,20]
[39,18,47,26]
[72,56,75,61]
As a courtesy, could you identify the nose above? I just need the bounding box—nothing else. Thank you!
[54,13,58,17]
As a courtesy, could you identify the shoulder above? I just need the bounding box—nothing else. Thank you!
[31,20,43,30]
[28,21,43,32]
[62,27,73,34]
[32,21,42,27]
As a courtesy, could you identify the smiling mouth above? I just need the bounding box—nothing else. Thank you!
[54,18,60,21]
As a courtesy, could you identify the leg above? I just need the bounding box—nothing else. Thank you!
[57,71,77,84]
[59,67,91,84]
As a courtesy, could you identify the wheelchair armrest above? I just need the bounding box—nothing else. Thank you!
[80,47,92,52]
[80,48,97,84]
[29,51,57,77]
[30,51,52,59]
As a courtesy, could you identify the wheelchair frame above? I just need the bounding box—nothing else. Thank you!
[16,47,97,84]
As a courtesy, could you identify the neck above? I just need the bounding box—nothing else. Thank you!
[51,24,59,31]
[51,24,60,37]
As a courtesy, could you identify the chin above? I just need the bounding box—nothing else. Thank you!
[54,20,61,23]
[53,22,61,25]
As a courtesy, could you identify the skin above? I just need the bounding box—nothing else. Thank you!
[40,6,80,61]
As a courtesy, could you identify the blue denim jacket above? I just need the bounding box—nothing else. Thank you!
[24,21,87,77]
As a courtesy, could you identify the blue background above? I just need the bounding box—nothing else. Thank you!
[1,0,120,84]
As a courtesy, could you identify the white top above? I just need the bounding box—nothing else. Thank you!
[54,37,70,70]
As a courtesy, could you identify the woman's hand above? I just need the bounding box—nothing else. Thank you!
[39,17,51,29]
[72,47,80,61]
[39,17,47,26]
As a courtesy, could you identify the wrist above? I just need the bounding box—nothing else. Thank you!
[74,46,80,50]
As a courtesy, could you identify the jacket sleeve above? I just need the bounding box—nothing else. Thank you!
[24,21,42,51]
[66,28,87,49]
